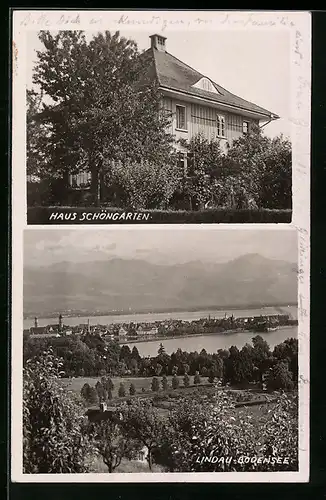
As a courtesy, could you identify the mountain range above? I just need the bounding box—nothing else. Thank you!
[23,253,297,317]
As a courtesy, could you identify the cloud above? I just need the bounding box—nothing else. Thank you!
[24,228,297,269]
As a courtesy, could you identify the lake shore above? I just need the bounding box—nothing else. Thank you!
[120,324,297,345]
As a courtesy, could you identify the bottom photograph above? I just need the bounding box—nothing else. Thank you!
[20,227,301,477]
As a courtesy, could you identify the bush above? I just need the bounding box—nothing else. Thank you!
[151,377,160,392]
[129,383,136,396]
[183,373,190,388]
[172,375,180,390]
[161,376,169,391]
[118,383,126,397]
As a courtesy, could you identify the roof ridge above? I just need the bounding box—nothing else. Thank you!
[151,47,161,86]
[159,50,204,78]
[141,47,161,86]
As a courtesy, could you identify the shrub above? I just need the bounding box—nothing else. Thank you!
[118,382,126,397]
[151,377,160,392]
[129,383,136,396]
[172,375,179,390]
[183,373,190,388]
[161,376,169,391]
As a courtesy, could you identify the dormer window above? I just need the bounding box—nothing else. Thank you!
[193,77,220,94]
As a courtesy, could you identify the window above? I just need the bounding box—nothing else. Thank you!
[243,121,249,134]
[176,105,187,130]
[217,115,225,137]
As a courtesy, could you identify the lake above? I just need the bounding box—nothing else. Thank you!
[124,326,298,357]
[24,305,297,329]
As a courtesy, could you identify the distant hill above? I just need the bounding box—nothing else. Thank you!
[23,254,297,316]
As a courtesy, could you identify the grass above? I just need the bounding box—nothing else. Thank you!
[88,455,165,473]
[28,206,292,224]
[60,375,211,399]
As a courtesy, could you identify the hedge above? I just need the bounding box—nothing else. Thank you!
[27,207,292,224]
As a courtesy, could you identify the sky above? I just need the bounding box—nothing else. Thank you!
[26,29,290,139]
[24,228,297,268]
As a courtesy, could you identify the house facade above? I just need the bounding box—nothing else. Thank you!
[144,34,279,153]
[69,33,279,189]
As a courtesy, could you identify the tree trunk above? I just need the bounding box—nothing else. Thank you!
[147,449,153,471]
[90,156,101,207]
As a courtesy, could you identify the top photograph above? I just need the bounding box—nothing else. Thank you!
[24,23,298,224]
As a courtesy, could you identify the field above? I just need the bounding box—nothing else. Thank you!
[60,375,211,398]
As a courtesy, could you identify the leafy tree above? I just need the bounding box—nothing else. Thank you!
[151,377,160,392]
[121,400,165,470]
[273,338,298,382]
[155,363,163,377]
[95,381,107,402]
[87,386,99,405]
[259,393,298,470]
[155,391,298,472]
[194,371,201,385]
[161,376,168,391]
[80,382,91,402]
[30,30,176,205]
[177,133,224,210]
[171,365,178,376]
[118,382,126,397]
[219,124,292,209]
[156,392,255,472]
[183,373,190,388]
[110,158,180,209]
[252,335,272,380]
[88,415,134,473]
[208,370,215,384]
[130,358,139,376]
[106,377,115,393]
[172,375,179,390]
[267,361,294,391]
[129,383,136,396]
[158,343,165,356]
[120,345,131,362]
[23,348,93,473]
[259,135,292,209]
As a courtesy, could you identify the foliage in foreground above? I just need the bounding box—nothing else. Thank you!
[154,391,298,472]
[23,348,94,473]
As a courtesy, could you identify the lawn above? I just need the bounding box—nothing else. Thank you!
[60,375,211,398]
[88,455,165,473]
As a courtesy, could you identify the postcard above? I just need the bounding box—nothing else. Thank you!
[12,10,310,225]
[11,9,310,484]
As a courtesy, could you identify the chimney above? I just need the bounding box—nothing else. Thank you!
[34,317,38,328]
[149,34,167,52]
[59,313,63,330]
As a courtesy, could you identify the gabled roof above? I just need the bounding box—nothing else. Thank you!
[142,47,279,119]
